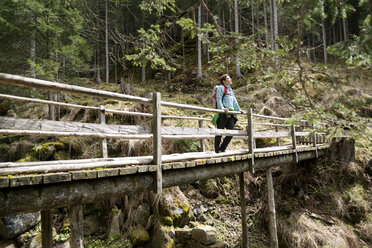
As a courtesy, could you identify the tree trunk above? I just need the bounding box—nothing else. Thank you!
[234,0,241,79]
[141,60,146,82]
[197,5,202,78]
[322,19,327,64]
[342,17,348,41]
[105,0,109,83]
[181,30,185,69]
[264,0,269,48]
[30,15,36,79]
[269,0,274,50]
[251,0,255,36]
[257,1,262,48]
[272,0,278,51]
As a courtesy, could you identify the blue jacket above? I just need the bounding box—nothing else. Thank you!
[216,85,241,111]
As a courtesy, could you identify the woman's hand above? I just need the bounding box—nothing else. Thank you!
[223,108,229,113]
[240,110,246,114]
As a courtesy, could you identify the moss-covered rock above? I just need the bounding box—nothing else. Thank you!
[200,179,219,199]
[151,222,175,248]
[130,225,149,247]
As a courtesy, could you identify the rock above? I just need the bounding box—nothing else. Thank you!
[151,222,175,248]
[175,228,192,244]
[27,233,42,248]
[120,83,132,95]
[191,226,217,245]
[327,137,355,164]
[0,239,16,248]
[134,204,150,227]
[346,88,363,97]
[159,186,194,227]
[199,180,219,199]
[131,225,149,247]
[107,208,122,240]
[55,241,70,248]
[0,212,40,239]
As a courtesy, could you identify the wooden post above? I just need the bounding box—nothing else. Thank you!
[313,125,318,158]
[291,124,298,163]
[247,108,255,173]
[239,172,249,248]
[266,167,279,248]
[153,92,162,194]
[99,105,108,158]
[41,210,53,248]
[48,91,55,121]
[199,118,205,152]
[68,204,84,248]
[275,126,280,146]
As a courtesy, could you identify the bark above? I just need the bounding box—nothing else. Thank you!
[322,19,327,64]
[251,0,255,36]
[342,17,348,41]
[141,60,146,82]
[197,5,202,78]
[234,0,241,78]
[264,0,269,48]
[272,0,278,50]
[105,0,110,83]
[269,0,274,50]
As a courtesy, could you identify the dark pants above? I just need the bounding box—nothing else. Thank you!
[215,114,236,152]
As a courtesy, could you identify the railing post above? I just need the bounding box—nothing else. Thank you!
[313,124,318,158]
[152,92,162,194]
[48,91,55,121]
[247,108,255,173]
[99,105,108,158]
[275,126,280,146]
[198,117,205,152]
[239,172,249,248]
[41,210,53,248]
[266,167,279,248]
[68,204,84,248]
[291,124,298,163]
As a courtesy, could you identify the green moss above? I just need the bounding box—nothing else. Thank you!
[162,216,174,226]
[130,225,150,246]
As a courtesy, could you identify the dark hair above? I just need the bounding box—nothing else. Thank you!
[220,74,229,85]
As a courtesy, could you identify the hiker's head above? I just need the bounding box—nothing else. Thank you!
[220,74,232,86]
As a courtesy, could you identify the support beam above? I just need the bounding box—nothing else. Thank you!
[41,210,53,248]
[68,204,84,248]
[312,125,318,158]
[247,108,255,173]
[199,118,206,152]
[239,172,249,248]
[153,92,162,194]
[266,167,278,248]
[99,105,108,158]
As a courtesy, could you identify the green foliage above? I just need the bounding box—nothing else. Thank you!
[126,24,176,71]
[139,0,175,16]
[84,237,130,248]
[54,226,70,242]
[328,15,372,66]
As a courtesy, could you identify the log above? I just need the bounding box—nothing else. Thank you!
[266,167,278,248]
[239,172,249,248]
[68,204,84,248]
[41,210,53,248]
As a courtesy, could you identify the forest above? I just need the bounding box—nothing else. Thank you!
[0,0,371,248]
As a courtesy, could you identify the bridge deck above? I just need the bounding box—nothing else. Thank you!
[0,145,327,189]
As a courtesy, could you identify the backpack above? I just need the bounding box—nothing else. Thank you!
[212,85,228,109]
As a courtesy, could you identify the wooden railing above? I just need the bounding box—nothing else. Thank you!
[0,73,327,192]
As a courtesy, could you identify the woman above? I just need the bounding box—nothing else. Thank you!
[215,74,245,153]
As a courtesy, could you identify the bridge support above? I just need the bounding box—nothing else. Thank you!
[41,210,53,248]
[99,105,108,158]
[266,167,278,248]
[68,204,84,248]
[153,92,162,194]
[239,172,249,248]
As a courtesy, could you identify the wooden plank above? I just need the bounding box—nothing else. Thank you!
[206,159,215,164]
[9,175,43,187]
[97,169,119,178]
[153,92,162,194]
[137,165,149,173]
[148,165,157,172]
[119,166,138,175]
[0,177,9,188]
[162,163,173,170]
[43,173,71,184]
[71,171,97,180]
[185,161,196,168]
[172,162,186,169]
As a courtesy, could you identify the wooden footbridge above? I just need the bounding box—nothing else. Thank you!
[0,73,329,248]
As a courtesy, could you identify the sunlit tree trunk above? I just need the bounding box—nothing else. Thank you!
[141,60,146,82]
[30,21,36,78]
[269,0,274,50]
[181,29,185,69]
[197,5,202,78]
[105,0,109,83]
[234,0,241,78]
[251,0,255,36]
[272,0,278,51]
[342,17,348,41]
